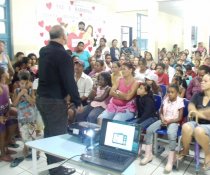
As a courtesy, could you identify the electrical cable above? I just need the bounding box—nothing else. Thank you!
[46,154,82,175]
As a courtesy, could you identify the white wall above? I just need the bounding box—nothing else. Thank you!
[11,0,41,56]
[157,12,184,52]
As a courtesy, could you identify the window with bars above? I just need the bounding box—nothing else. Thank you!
[137,13,148,51]
[0,0,12,58]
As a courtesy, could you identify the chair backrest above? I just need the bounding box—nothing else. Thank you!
[160,84,167,98]
[153,94,162,112]
[183,98,189,118]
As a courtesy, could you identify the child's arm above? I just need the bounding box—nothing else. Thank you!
[88,85,97,101]
[94,87,111,102]
[24,89,36,105]
[12,89,26,106]
[167,107,184,124]
[159,106,167,124]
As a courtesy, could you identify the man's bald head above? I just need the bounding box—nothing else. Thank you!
[49,25,65,40]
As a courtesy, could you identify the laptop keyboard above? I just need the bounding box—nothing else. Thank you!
[98,149,129,164]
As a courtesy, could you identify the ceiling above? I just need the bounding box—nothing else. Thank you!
[158,0,184,17]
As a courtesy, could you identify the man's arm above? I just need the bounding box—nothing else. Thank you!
[58,53,81,107]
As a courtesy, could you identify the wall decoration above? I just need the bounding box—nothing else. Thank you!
[36,0,107,53]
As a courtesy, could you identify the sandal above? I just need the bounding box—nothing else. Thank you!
[176,151,188,161]
[8,143,19,148]
[10,157,24,167]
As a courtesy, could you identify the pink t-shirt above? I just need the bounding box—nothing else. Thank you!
[90,86,110,109]
[107,78,136,113]
[162,96,184,120]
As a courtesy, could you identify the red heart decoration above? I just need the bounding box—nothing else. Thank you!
[92,6,95,10]
[80,13,82,17]
[40,32,44,37]
[38,20,44,27]
[96,34,99,38]
[57,17,62,23]
[98,28,101,33]
[45,25,51,32]
[88,46,92,52]
[46,2,52,10]
[70,1,74,5]
[44,40,49,45]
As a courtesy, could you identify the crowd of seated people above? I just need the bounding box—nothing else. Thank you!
[1,38,210,173]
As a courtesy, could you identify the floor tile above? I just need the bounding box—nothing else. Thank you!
[0,160,9,168]
[184,161,210,175]
[18,171,32,175]
[18,157,47,172]
[152,166,185,175]
[0,164,25,175]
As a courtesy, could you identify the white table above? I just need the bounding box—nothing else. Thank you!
[26,134,137,175]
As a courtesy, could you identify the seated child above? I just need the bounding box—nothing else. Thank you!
[75,72,111,123]
[140,84,184,173]
[136,83,158,128]
[12,70,38,158]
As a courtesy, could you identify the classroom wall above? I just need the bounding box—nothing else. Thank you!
[10,0,208,58]
[157,12,184,52]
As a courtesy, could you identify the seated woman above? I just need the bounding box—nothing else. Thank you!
[186,65,210,100]
[140,84,184,173]
[89,60,105,85]
[177,74,210,171]
[111,61,122,87]
[172,75,187,98]
[98,62,139,124]
[134,58,150,83]
[136,83,158,128]
[75,72,111,123]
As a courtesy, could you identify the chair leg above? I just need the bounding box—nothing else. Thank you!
[176,136,182,169]
[154,133,158,155]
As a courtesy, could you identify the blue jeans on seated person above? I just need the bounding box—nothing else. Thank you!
[145,120,179,151]
[76,105,104,123]
[98,109,135,121]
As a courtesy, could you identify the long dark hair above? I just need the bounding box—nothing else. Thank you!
[140,83,153,97]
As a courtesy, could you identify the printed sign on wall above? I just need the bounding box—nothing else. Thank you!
[36,0,107,52]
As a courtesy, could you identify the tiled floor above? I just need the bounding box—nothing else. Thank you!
[1,141,210,175]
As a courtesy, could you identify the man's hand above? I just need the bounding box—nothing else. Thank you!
[76,105,83,113]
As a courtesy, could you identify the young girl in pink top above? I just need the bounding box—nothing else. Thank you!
[75,72,111,123]
[140,84,184,173]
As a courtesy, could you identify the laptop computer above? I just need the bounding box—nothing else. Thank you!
[80,119,141,172]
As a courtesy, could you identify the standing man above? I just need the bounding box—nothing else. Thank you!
[36,25,82,175]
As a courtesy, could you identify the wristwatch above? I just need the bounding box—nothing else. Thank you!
[116,90,119,96]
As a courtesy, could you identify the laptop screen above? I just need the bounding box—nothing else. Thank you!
[100,119,140,154]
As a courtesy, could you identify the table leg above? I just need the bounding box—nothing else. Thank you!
[32,148,38,175]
